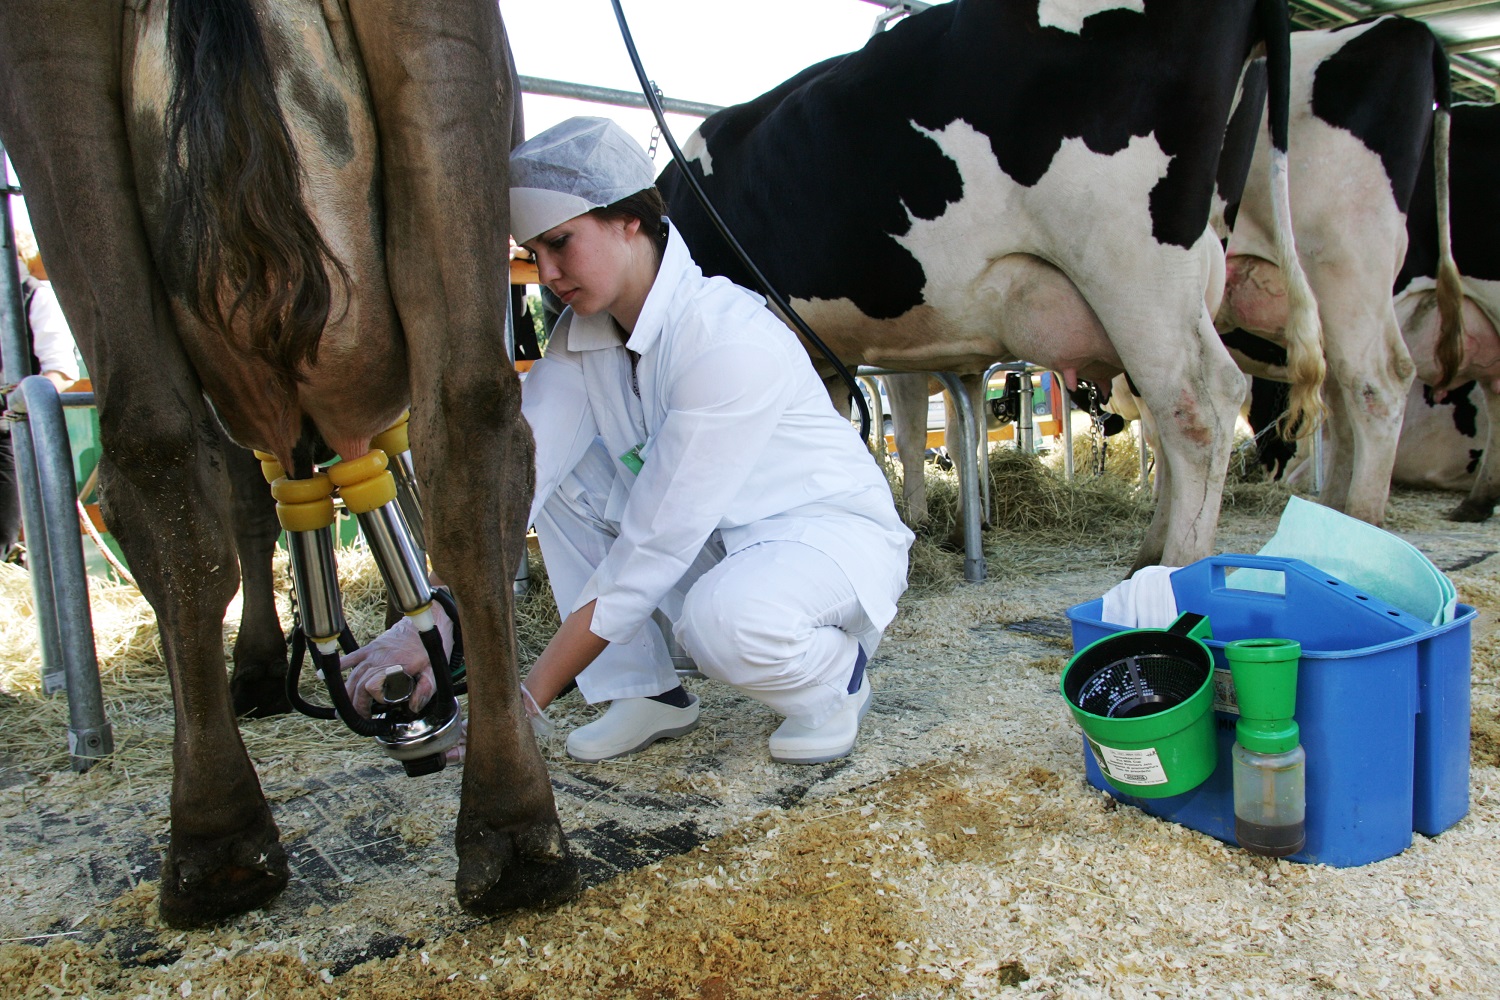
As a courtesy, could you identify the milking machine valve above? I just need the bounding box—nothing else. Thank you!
[258,445,467,777]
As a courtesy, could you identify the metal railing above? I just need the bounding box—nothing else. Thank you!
[858,368,987,583]
[861,363,1085,584]
[5,379,111,769]
[2,143,111,771]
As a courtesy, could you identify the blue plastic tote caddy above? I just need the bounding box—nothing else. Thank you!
[1065,555,1474,867]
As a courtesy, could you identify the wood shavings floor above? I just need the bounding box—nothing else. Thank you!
[1,486,1498,998]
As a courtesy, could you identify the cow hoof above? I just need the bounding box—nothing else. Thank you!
[229,643,292,718]
[455,816,580,916]
[940,521,989,553]
[158,824,289,928]
[1446,500,1495,523]
[230,673,293,719]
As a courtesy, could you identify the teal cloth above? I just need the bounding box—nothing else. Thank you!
[1232,497,1457,626]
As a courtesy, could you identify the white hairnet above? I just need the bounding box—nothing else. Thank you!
[510,117,657,244]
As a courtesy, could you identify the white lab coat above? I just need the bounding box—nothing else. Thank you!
[521,224,912,715]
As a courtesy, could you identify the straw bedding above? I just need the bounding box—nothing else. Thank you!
[1,441,1497,999]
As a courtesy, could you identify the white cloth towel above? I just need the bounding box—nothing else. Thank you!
[1099,565,1181,629]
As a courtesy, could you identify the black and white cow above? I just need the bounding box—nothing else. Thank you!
[660,0,1321,572]
[1212,16,1461,525]
[1392,380,1486,493]
[1395,102,1500,521]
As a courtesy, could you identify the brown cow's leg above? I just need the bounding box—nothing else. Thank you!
[346,1,578,913]
[223,432,291,718]
[101,377,289,928]
[0,2,286,927]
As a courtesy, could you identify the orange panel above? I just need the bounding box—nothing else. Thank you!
[81,502,107,536]
[510,259,539,285]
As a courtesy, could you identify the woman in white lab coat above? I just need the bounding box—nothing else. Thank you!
[510,116,912,765]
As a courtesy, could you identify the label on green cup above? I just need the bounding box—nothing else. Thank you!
[1088,739,1168,786]
[1212,667,1238,714]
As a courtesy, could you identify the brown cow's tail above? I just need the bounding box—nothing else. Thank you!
[1431,43,1465,389]
[1257,0,1325,441]
[163,0,347,385]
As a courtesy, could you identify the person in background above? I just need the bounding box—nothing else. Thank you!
[1,255,81,564]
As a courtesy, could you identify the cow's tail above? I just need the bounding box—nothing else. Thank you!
[1258,0,1325,440]
[163,0,347,385]
[1430,43,1465,388]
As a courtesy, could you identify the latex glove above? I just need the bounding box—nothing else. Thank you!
[443,689,551,767]
[446,716,467,765]
[521,684,556,738]
[340,601,455,718]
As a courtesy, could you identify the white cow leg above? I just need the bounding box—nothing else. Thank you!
[941,372,990,549]
[1126,312,1246,573]
[1318,305,1413,524]
[1318,376,1357,513]
[884,373,932,525]
[1136,415,1173,572]
[1135,390,1163,499]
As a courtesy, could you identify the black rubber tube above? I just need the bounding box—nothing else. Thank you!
[608,0,872,443]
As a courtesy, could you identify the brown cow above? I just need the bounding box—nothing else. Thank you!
[0,0,578,926]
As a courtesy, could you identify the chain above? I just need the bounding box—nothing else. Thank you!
[1085,381,1109,477]
[284,560,302,649]
[646,82,665,159]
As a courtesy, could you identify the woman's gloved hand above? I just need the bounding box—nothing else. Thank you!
[341,601,455,718]
[522,684,556,738]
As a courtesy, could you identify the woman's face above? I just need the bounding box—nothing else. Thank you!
[525,212,644,321]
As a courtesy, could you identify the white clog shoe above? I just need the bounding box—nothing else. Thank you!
[565,694,701,763]
[768,676,873,764]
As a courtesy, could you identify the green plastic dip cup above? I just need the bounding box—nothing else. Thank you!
[1061,612,1218,798]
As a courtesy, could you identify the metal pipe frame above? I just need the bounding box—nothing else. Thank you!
[979,360,1065,506]
[1062,383,1075,481]
[7,377,111,770]
[934,372,986,583]
[858,366,985,583]
[519,75,723,119]
[4,145,112,769]
[1018,371,1035,454]
[857,375,888,461]
[1138,419,1151,488]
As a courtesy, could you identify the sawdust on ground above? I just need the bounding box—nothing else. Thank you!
[2,451,1499,999]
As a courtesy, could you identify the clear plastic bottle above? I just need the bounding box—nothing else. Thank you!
[1231,741,1306,857]
[1226,637,1306,858]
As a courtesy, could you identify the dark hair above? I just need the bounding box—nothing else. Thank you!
[591,186,669,258]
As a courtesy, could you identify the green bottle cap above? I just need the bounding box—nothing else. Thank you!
[1236,717,1301,755]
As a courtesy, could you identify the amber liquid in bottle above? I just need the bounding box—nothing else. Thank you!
[1234,817,1305,858]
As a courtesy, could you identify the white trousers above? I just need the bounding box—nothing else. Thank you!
[534,442,878,728]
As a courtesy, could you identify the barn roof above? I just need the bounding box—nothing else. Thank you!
[860,2,1500,104]
[1287,1,1500,103]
